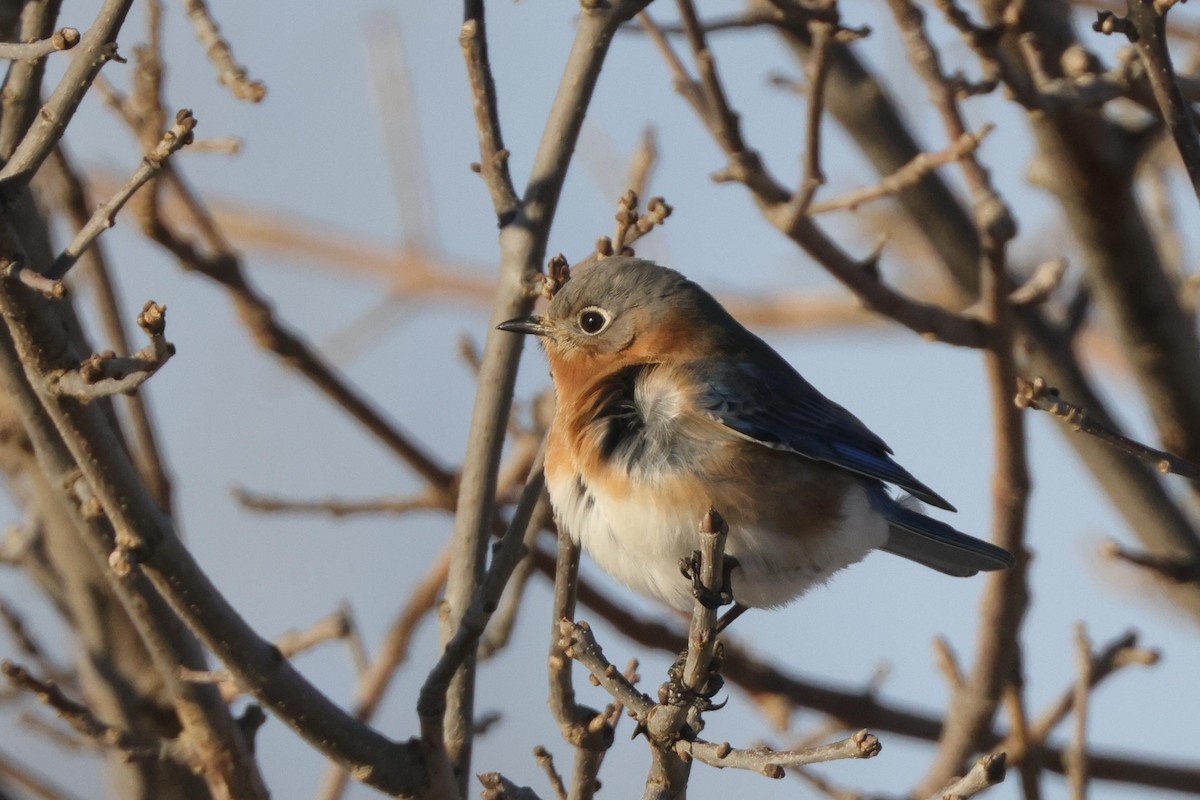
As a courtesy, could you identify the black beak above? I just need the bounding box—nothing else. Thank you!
[497,315,551,336]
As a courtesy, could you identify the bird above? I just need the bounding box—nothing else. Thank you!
[499,256,1014,620]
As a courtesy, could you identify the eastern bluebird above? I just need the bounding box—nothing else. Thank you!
[499,256,1014,615]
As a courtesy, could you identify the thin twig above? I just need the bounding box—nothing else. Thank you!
[1024,629,1159,746]
[0,747,82,800]
[47,110,196,279]
[180,608,360,702]
[0,599,68,685]
[1016,377,1200,482]
[681,509,729,693]
[1101,540,1200,583]
[786,20,833,218]
[676,729,880,775]
[0,28,80,61]
[233,488,446,518]
[46,301,174,401]
[314,548,452,800]
[2,660,190,764]
[461,2,519,221]
[180,0,266,101]
[808,127,994,215]
[533,745,569,800]
[927,753,1007,800]
[1065,624,1091,800]
[529,545,1200,793]
[639,7,993,349]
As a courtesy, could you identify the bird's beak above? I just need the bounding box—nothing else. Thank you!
[497,315,551,336]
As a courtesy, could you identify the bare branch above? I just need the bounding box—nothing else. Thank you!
[680,730,881,776]
[46,301,174,401]
[47,110,196,280]
[681,509,729,693]
[1016,377,1200,482]
[1094,2,1200,199]
[639,8,993,349]
[180,0,266,101]
[0,746,82,800]
[1008,259,1067,307]
[233,487,446,518]
[562,616,881,781]
[1025,629,1159,746]
[1101,540,1200,583]
[461,3,519,221]
[0,27,79,61]
[528,544,1200,793]
[479,771,544,800]
[927,753,1007,800]
[442,2,652,790]
[533,745,569,800]
[809,127,993,215]
[2,660,189,764]
[0,0,136,199]
[1065,624,1091,800]
[420,445,547,798]
[0,599,68,685]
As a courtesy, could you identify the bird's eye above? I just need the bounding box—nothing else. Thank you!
[577,307,611,335]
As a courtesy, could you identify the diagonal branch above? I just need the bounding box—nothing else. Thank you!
[47,110,195,280]
[179,0,266,102]
[0,0,136,200]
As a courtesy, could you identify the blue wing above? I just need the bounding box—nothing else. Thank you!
[690,355,956,511]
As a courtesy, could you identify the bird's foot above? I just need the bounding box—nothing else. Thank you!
[663,649,726,705]
[679,554,740,609]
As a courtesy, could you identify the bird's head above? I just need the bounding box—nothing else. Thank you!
[498,257,723,377]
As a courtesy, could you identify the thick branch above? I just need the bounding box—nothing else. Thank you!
[1096,2,1200,199]
[0,0,135,199]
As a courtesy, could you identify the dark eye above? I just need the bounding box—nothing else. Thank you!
[578,307,611,335]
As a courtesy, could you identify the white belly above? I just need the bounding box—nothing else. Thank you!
[547,470,889,611]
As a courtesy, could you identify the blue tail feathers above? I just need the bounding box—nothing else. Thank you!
[873,493,1015,577]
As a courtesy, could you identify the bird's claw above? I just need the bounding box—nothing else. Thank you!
[679,553,739,609]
